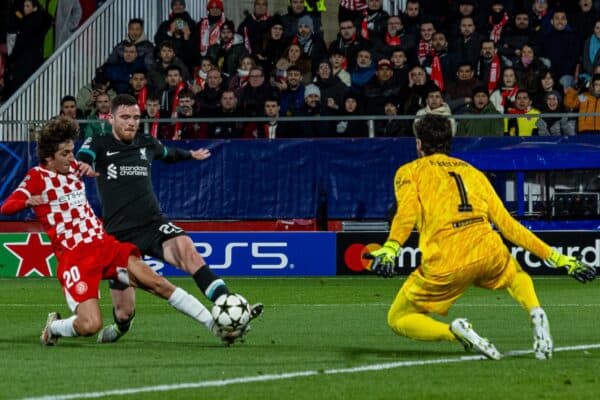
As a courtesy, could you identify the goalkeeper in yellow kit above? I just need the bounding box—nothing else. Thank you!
[366,114,596,360]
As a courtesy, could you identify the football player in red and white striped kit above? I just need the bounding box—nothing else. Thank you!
[0,117,234,345]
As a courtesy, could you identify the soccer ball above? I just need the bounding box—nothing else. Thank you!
[211,293,251,333]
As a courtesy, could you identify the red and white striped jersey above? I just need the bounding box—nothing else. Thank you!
[339,0,367,11]
[14,166,104,251]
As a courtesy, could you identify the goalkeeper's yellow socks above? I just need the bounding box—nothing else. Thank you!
[389,313,456,342]
[507,271,541,311]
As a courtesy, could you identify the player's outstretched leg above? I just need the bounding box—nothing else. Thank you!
[450,318,502,360]
[530,307,553,360]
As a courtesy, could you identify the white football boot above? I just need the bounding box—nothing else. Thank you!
[530,307,553,360]
[450,318,502,360]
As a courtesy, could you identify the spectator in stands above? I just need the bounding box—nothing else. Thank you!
[147,41,190,92]
[282,0,322,41]
[191,56,214,93]
[338,0,367,26]
[172,89,207,140]
[299,83,330,137]
[390,48,408,88]
[275,43,312,84]
[42,0,82,59]
[375,101,405,136]
[364,58,402,115]
[159,65,187,116]
[154,0,197,67]
[360,0,389,41]
[293,15,328,72]
[371,14,417,61]
[5,0,52,96]
[128,69,149,113]
[452,16,483,67]
[537,90,576,136]
[106,18,154,68]
[329,47,351,87]
[196,68,225,118]
[505,89,540,136]
[237,0,272,56]
[58,94,84,120]
[415,87,457,135]
[445,62,483,114]
[564,73,600,134]
[209,90,244,138]
[485,1,510,45]
[206,20,248,78]
[350,48,376,95]
[532,69,564,108]
[456,86,504,137]
[82,92,112,138]
[530,0,553,35]
[581,19,600,80]
[513,42,547,94]
[569,0,599,42]
[228,55,256,94]
[490,66,519,112]
[402,65,438,115]
[76,69,116,117]
[476,39,502,93]
[336,92,367,136]
[197,0,232,57]
[499,11,535,67]
[328,19,369,72]
[278,65,305,116]
[448,0,481,43]
[256,13,287,76]
[141,93,170,139]
[238,65,278,137]
[313,59,347,114]
[416,20,435,66]
[538,9,580,89]
[104,41,145,94]
[263,97,283,138]
[427,31,459,89]
[402,0,422,36]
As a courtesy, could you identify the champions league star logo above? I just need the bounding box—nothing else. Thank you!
[140,148,147,160]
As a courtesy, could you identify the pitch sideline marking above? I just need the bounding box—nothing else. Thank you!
[21,343,600,400]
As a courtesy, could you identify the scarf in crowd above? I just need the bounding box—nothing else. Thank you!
[199,15,226,55]
[294,34,314,56]
[385,32,401,46]
[487,54,501,92]
[171,81,186,134]
[137,86,147,113]
[589,34,600,65]
[149,110,160,138]
[501,86,519,106]
[195,68,208,89]
[242,12,270,53]
[236,68,250,88]
[430,53,444,92]
[489,12,509,43]
[417,39,432,64]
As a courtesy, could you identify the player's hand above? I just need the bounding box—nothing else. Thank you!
[363,240,400,278]
[26,195,45,207]
[190,148,211,160]
[76,161,99,177]
[546,250,596,283]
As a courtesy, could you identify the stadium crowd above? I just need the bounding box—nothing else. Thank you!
[3,0,600,138]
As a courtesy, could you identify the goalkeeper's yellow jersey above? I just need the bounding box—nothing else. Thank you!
[389,153,553,267]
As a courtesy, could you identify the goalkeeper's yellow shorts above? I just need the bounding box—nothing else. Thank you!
[399,233,522,316]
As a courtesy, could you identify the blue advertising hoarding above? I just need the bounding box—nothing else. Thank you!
[147,232,336,276]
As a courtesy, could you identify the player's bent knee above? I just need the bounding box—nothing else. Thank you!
[74,315,103,336]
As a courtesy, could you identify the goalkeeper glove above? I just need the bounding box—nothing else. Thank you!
[363,240,400,278]
[545,250,597,283]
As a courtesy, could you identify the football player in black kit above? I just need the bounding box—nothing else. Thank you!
[77,94,263,344]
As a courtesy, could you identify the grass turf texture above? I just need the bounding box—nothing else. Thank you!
[0,277,598,400]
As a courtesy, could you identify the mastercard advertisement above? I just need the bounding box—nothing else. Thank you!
[336,232,421,275]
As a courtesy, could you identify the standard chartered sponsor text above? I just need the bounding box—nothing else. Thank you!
[119,166,148,176]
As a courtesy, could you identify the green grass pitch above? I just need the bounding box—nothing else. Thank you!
[0,277,599,400]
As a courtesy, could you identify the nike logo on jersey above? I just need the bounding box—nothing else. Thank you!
[106,151,120,156]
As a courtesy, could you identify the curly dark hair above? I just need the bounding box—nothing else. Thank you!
[413,114,452,155]
[37,117,80,164]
